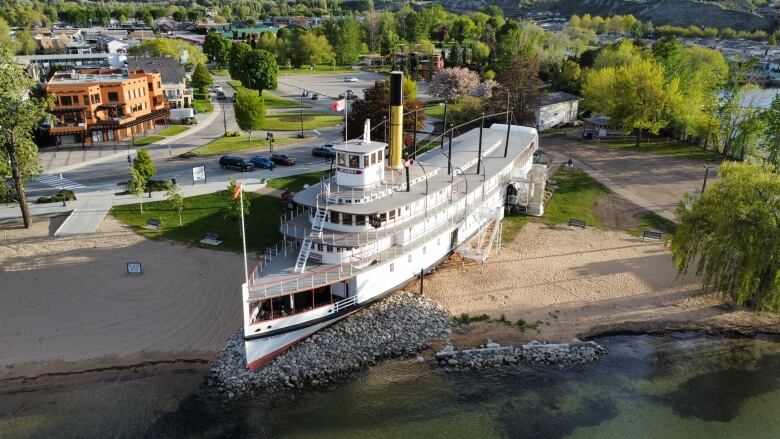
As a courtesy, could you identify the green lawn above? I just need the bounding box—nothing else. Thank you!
[598,140,724,162]
[227,80,305,109]
[502,168,610,243]
[279,65,355,76]
[262,113,342,131]
[424,103,463,121]
[209,68,230,76]
[190,133,297,156]
[192,96,213,113]
[131,135,165,146]
[157,125,189,136]
[111,191,286,253]
[266,170,330,192]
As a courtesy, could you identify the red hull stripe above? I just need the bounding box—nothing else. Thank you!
[247,341,297,370]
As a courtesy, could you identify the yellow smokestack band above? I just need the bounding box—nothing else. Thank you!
[388,71,404,169]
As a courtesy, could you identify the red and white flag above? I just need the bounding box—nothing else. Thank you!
[331,99,345,112]
[231,182,243,199]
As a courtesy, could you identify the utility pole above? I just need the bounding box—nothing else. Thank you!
[222,101,227,136]
[299,90,304,138]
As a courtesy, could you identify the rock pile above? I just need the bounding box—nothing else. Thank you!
[436,339,608,369]
[209,292,451,397]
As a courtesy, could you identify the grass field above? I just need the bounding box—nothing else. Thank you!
[209,68,230,76]
[111,191,286,253]
[192,96,213,113]
[227,80,304,109]
[598,139,724,162]
[157,126,189,136]
[424,103,463,120]
[266,170,330,192]
[262,113,342,131]
[190,133,297,156]
[131,135,165,146]
[279,65,355,76]
[502,168,610,242]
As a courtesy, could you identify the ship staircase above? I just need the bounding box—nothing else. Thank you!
[456,206,502,263]
[294,175,332,273]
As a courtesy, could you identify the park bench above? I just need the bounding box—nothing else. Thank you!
[200,232,222,246]
[643,230,663,241]
[568,219,586,228]
[146,218,161,229]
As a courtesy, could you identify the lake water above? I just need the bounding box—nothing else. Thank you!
[3,333,780,438]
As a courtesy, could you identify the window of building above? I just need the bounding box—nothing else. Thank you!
[60,96,72,106]
[148,83,153,91]
[338,153,345,167]
[93,94,100,103]
[73,96,79,105]
[349,154,360,168]
[157,81,161,88]
[83,95,89,105]
[108,92,118,102]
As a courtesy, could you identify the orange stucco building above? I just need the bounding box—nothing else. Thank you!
[46,68,169,145]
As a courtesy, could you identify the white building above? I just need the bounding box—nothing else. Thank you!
[127,56,191,109]
[534,92,579,131]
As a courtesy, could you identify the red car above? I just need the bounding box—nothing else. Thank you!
[270,153,296,166]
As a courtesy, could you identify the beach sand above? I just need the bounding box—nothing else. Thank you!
[0,216,243,381]
[418,222,780,347]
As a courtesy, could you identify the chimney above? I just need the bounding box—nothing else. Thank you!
[388,71,404,169]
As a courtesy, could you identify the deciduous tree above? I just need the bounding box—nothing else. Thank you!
[202,31,231,68]
[429,67,480,101]
[132,147,156,181]
[671,162,780,310]
[128,167,147,214]
[761,94,780,170]
[346,78,424,144]
[0,44,49,228]
[233,88,265,140]
[166,180,184,226]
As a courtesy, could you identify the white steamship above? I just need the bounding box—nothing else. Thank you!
[241,72,547,369]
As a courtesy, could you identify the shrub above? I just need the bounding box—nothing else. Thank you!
[179,151,198,159]
[36,189,76,204]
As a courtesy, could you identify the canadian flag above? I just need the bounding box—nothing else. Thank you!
[231,182,243,199]
[331,99,346,112]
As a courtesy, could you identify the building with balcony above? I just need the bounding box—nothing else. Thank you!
[127,56,191,109]
[45,68,169,145]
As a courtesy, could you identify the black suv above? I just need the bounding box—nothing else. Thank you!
[219,155,255,172]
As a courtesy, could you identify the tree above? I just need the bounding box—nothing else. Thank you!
[492,54,544,124]
[593,40,643,69]
[0,44,49,228]
[323,18,362,65]
[234,88,265,140]
[228,42,252,84]
[128,167,147,214]
[190,63,212,92]
[244,49,278,95]
[225,178,250,220]
[471,41,490,66]
[128,38,206,66]
[761,94,780,170]
[346,78,424,144]
[132,148,156,182]
[582,58,683,146]
[277,31,334,68]
[671,162,780,310]
[429,68,480,101]
[202,31,231,68]
[166,180,184,226]
[14,29,36,55]
[551,60,582,94]
[450,16,476,43]
[379,26,399,56]
[0,18,15,51]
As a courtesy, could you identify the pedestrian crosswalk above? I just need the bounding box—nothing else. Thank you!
[36,174,86,190]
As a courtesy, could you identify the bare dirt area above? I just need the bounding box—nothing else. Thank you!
[419,222,780,347]
[593,193,645,231]
[0,216,243,381]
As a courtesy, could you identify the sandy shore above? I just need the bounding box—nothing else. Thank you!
[419,222,780,347]
[0,216,243,382]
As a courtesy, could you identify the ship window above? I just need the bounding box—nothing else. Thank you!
[327,246,333,252]
[408,254,412,262]
[356,215,366,225]
[344,215,353,226]
[364,155,369,167]
[389,263,394,272]
[380,212,387,222]
[437,238,441,246]
[338,153,345,166]
[388,209,396,219]
[423,246,427,255]
[371,152,377,164]
[349,154,360,168]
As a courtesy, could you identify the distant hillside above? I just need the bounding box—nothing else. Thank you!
[440,0,769,31]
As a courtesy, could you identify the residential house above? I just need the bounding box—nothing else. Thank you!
[582,116,624,139]
[45,68,168,145]
[534,92,579,131]
[127,56,191,109]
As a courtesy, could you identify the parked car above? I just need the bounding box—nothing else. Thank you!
[213,85,223,93]
[302,90,309,97]
[344,76,358,82]
[249,155,275,169]
[181,116,198,125]
[311,93,319,100]
[219,155,255,172]
[216,91,226,100]
[312,146,336,159]
[270,153,296,166]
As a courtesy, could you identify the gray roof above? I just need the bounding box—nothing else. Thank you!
[126,56,185,84]
[538,92,579,107]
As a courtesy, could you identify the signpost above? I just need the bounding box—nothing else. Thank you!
[192,165,206,185]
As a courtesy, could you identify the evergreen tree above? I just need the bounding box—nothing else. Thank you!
[190,63,212,92]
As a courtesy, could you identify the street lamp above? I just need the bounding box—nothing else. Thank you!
[267,132,274,153]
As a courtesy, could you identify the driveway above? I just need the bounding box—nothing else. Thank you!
[542,136,716,217]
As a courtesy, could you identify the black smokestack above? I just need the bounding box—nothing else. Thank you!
[390,71,403,106]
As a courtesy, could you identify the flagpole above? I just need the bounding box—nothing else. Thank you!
[239,184,249,286]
